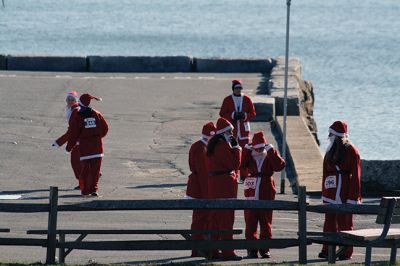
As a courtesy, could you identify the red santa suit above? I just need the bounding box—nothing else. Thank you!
[186,122,216,257]
[219,80,256,147]
[321,121,361,259]
[206,118,241,259]
[53,91,81,183]
[219,80,256,179]
[66,94,109,196]
[241,132,285,257]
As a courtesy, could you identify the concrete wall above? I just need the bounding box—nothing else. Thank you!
[88,56,193,73]
[0,55,275,73]
[194,58,275,73]
[7,56,87,72]
[0,55,6,70]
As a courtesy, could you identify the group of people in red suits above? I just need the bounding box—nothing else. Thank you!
[53,80,361,262]
[185,80,361,261]
[53,91,108,197]
[186,79,286,260]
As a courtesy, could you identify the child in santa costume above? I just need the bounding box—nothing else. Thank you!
[52,91,81,189]
[185,121,216,257]
[241,131,285,259]
[66,93,109,197]
[319,120,361,260]
[206,117,242,261]
[219,80,256,181]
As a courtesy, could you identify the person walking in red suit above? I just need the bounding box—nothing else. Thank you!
[219,80,256,181]
[319,120,361,260]
[52,91,81,189]
[186,122,216,257]
[66,93,109,197]
[241,131,285,259]
[206,117,242,261]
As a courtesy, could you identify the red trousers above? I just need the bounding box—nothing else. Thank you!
[322,212,354,257]
[208,209,236,257]
[191,210,209,240]
[244,209,273,253]
[70,147,81,181]
[79,158,102,195]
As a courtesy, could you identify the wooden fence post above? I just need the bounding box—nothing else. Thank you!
[46,186,58,264]
[298,186,307,264]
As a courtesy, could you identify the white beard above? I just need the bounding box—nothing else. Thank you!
[65,106,72,123]
[325,136,336,153]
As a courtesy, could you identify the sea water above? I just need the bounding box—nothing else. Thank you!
[1,0,399,159]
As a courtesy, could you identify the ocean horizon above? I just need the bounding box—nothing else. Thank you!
[1,0,399,159]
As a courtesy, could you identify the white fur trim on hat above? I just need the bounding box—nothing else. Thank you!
[233,84,243,89]
[329,128,346,137]
[252,143,266,149]
[216,124,234,135]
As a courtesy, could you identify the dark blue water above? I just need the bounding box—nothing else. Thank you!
[1,0,399,159]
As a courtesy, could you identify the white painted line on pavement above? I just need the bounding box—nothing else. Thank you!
[177,76,192,79]
[198,76,215,80]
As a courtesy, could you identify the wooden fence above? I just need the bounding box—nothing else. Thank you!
[0,186,382,264]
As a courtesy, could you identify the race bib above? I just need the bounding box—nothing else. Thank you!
[324,175,337,189]
[244,121,250,132]
[84,117,97,128]
[244,177,257,190]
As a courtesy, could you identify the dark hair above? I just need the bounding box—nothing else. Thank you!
[326,136,350,165]
[207,134,225,156]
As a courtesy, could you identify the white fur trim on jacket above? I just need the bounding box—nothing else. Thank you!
[346,199,361,205]
[321,196,342,204]
[80,154,104,161]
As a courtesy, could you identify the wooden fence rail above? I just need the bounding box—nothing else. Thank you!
[0,185,386,264]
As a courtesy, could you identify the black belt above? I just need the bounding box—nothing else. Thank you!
[209,170,235,176]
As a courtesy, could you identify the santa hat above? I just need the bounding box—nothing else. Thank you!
[216,117,234,135]
[79,93,102,107]
[231,79,243,90]
[329,120,348,137]
[66,91,78,101]
[252,131,267,149]
[202,122,216,139]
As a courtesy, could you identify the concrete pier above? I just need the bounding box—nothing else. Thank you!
[0,71,394,264]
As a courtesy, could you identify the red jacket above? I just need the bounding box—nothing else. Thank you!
[206,137,241,199]
[186,139,208,199]
[66,107,108,161]
[55,103,80,147]
[241,144,285,200]
[219,94,256,141]
[322,143,361,204]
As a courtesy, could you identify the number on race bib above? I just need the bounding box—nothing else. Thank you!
[324,175,337,189]
[84,117,97,128]
[244,177,257,190]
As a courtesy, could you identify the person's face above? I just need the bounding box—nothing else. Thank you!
[224,129,233,137]
[233,87,242,96]
[66,96,77,107]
